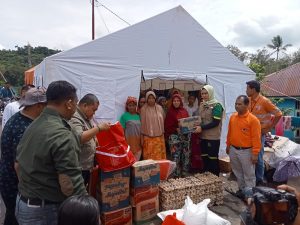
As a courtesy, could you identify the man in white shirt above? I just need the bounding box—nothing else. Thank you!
[1,84,34,130]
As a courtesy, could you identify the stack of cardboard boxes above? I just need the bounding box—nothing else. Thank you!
[96,168,132,225]
[131,160,160,224]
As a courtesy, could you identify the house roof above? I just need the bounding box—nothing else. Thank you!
[261,62,300,97]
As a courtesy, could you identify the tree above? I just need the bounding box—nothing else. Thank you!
[226,45,248,62]
[249,48,271,66]
[0,45,60,86]
[291,48,300,64]
[248,62,265,81]
[267,35,292,60]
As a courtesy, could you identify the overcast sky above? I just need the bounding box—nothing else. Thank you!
[1,0,299,54]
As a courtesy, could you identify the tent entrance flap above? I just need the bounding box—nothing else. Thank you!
[140,70,207,91]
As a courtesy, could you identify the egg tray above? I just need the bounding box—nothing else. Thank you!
[159,172,223,211]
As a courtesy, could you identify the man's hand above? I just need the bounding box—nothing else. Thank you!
[251,155,258,164]
[226,146,230,155]
[98,122,110,131]
[277,184,300,205]
[194,126,202,133]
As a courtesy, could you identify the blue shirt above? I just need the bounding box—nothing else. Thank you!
[0,112,33,198]
[0,87,13,98]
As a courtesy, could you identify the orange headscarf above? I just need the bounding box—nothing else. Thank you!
[125,96,137,112]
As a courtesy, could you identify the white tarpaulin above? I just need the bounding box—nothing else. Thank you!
[33,5,255,153]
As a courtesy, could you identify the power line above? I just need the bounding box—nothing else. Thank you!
[94,1,130,26]
[96,6,110,33]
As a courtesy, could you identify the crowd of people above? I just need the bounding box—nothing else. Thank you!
[0,79,299,225]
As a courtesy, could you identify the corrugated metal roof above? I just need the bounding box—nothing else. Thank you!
[261,62,300,97]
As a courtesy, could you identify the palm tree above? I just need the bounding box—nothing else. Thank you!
[267,35,292,60]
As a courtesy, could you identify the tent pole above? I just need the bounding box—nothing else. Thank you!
[141,70,145,81]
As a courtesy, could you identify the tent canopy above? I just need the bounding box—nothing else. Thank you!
[34,6,255,153]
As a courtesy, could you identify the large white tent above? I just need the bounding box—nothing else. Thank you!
[34,5,255,153]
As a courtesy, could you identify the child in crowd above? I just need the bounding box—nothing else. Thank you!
[184,94,198,116]
[58,195,100,225]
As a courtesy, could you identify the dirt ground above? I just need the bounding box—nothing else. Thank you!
[141,173,245,225]
[0,118,245,225]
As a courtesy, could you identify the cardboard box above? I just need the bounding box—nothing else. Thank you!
[178,116,201,134]
[101,205,132,225]
[133,196,159,223]
[97,168,130,212]
[131,160,160,188]
[130,185,159,206]
[219,156,232,173]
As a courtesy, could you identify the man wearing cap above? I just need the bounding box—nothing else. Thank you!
[1,84,35,129]
[246,80,282,186]
[15,81,86,225]
[0,87,47,225]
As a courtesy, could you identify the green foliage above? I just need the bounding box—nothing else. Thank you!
[291,48,300,64]
[226,45,248,62]
[267,35,292,61]
[0,45,60,86]
[270,98,293,116]
[248,62,266,81]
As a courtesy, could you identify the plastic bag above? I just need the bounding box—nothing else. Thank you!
[158,197,231,225]
[96,121,136,172]
[88,165,99,197]
[182,196,207,225]
[162,212,185,225]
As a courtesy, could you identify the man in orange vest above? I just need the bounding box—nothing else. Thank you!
[246,80,282,186]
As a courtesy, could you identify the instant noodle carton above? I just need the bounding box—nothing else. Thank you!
[131,160,160,188]
[130,185,159,207]
[101,205,132,225]
[96,168,130,212]
[178,116,201,134]
[132,195,159,224]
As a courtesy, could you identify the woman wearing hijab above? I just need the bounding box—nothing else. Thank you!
[194,85,224,176]
[120,96,142,161]
[157,96,168,114]
[165,94,190,177]
[140,91,166,160]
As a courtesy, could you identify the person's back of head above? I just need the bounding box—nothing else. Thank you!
[58,195,100,225]
[46,80,78,120]
[46,80,77,104]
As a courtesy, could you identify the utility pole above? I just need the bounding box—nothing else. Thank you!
[92,0,95,40]
[27,42,32,68]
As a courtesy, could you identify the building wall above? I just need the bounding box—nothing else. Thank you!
[273,98,299,141]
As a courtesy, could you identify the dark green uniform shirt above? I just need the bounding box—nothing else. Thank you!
[16,107,86,202]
